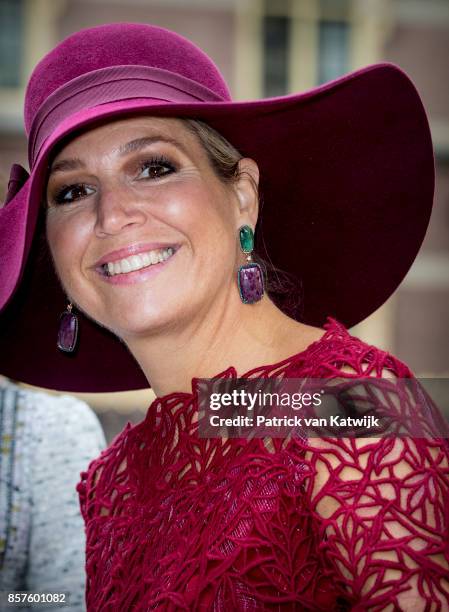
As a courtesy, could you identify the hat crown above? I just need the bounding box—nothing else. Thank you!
[24,22,231,135]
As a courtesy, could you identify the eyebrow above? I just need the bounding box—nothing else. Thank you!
[49,135,188,175]
[49,158,85,175]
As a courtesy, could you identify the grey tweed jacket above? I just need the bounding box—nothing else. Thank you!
[0,379,106,611]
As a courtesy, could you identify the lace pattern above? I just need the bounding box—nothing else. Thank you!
[77,318,449,610]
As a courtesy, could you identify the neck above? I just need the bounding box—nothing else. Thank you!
[123,292,318,398]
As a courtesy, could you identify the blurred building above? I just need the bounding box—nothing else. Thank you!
[0,0,448,440]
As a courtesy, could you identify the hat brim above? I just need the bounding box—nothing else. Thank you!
[0,63,434,391]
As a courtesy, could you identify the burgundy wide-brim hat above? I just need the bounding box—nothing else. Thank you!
[0,23,434,392]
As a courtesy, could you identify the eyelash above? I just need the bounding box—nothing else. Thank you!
[138,155,176,180]
[51,155,177,205]
[53,183,94,205]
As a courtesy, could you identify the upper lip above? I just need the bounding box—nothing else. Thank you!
[93,242,178,268]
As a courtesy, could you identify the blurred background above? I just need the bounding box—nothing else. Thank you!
[0,0,448,443]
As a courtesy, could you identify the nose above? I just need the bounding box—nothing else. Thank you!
[94,183,147,237]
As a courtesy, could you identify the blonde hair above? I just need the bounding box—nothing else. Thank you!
[183,118,242,182]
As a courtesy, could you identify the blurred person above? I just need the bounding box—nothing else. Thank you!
[0,22,448,611]
[0,376,106,610]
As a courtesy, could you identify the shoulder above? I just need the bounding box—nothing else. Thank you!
[1,377,100,424]
[283,316,449,486]
[29,387,105,449]
[291,319,449,510]
[19,385,100,424]
[0,378,106,468]
[0,377,98,434]
[292,316,414,378]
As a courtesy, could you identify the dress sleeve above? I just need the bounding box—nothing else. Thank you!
[301,362,449,611]
[26,392,106,612]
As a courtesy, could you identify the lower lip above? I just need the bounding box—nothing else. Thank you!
[96,249,178,285]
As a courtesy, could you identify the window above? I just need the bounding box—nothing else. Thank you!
[318,20,349,84]
[0,0,24,88]
[258,0,351,96]
[263,14,290,97]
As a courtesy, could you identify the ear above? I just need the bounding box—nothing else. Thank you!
[233,158,260,228]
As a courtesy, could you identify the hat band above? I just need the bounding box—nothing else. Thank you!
[28,64,226,167]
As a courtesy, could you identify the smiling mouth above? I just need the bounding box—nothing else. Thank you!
[100,246,176,276]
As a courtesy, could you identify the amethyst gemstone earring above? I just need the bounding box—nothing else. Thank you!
[237,225,265,304]
[57,302,79,353]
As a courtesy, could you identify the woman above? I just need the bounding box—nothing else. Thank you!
[0,23,448,611]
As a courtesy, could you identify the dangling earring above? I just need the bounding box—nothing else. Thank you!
[237,225,265,304]
[57,302,79,353]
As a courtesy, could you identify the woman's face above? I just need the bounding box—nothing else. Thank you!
[45,117,258,341]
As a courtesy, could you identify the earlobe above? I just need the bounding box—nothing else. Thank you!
[235,158,260,225]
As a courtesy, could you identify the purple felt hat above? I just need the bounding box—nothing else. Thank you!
[0,23,434,392]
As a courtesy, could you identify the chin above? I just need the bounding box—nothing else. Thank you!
[102,303,180,339]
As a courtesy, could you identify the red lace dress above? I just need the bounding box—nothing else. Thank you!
[77,318,449,611]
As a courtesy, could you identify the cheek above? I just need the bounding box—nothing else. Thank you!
[161,182,236,257]
[46,212,91,287]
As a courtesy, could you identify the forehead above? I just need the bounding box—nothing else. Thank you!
[51,116,197,161]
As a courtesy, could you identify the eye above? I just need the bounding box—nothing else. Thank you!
[138,156,176,180]
[53,183,96,205]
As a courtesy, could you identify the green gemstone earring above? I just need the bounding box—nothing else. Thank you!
[237,225,264,304]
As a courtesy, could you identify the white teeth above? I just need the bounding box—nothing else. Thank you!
[103,247,175,276]
[129,255,142,271]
